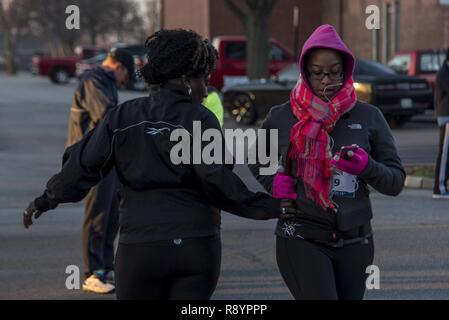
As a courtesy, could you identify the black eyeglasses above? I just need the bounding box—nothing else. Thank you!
[307,70,344,81]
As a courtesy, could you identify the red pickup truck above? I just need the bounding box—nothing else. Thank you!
[32,46,104,84]
[388,49,446,107]
[209,36,295,90]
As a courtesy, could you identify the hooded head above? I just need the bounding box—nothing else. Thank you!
[298,24,355,101]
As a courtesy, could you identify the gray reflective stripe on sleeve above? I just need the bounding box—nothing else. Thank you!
[112,120,188,135]
[439,123,449,194]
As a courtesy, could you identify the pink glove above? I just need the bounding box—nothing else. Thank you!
[331,147,369,176]
[272,172,297,200]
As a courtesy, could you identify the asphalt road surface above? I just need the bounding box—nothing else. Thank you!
[1,74,448,300]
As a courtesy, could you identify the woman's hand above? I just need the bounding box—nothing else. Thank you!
[279,199,297,220]
[23,196,57,229]
[331,147,369,176]
[273,172,297,220]
[272,172,297,200]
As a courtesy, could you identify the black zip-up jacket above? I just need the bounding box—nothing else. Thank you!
[66,67,118,146]
[44,84,281,244]
[249,101,406,239]
[435,62,449,118]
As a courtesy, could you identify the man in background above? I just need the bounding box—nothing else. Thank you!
[433,48,449,199]
[66,49,134,293]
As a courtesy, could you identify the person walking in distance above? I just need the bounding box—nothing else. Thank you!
[66,49,134,294]
[433,47,449,199]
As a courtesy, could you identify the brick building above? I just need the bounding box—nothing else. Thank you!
[162,0,323,57]
[321,0,449,62]
[162,0,449,62]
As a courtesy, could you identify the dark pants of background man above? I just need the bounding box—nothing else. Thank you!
[434,123,449,195]
[83,169,120,277]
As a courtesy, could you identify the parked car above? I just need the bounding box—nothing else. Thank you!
[75,44,147,91]
[209,36,295,90]
[222,59,432,127]
[31,46,104,84]
[388,49,446,108]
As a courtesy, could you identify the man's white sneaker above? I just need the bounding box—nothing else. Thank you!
[82,274,115,294]
[432,192,449,199]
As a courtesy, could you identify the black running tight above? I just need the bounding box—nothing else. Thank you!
[115,235,221,300]
[276,236,374,300]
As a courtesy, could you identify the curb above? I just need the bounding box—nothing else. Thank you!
[404,175,434,190]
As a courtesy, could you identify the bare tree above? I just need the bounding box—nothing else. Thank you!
[146,0,162,36]
[1,0,147,64]
[78,0,112,46]
[28,0,147,54]
[0,0,30,74]
[77,0,146,45]
[224,0,277,80]
[108,0,145,43]
[28,0,83,56]
[0,1,16,74]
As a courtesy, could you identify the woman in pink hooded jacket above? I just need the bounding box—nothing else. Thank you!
[249,25,405,299]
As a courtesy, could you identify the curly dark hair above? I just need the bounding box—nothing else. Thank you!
[140,29,218,85]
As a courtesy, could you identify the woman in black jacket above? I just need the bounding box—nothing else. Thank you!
[249,24,405,300]
[23,29,294,300]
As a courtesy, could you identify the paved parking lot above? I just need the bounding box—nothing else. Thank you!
[1,73,448,300]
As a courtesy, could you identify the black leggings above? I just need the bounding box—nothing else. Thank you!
[276,236,374,300]
[115,235,221,300]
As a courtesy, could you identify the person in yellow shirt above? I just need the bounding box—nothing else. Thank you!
[203,86,224,127]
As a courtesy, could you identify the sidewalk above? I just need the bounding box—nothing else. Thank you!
[404,175,435,190]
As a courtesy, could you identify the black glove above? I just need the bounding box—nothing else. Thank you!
[23,194,58,229]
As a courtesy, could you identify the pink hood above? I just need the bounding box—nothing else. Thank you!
[298,24,355,88]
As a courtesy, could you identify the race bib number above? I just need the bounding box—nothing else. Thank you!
[332,171,357,198]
